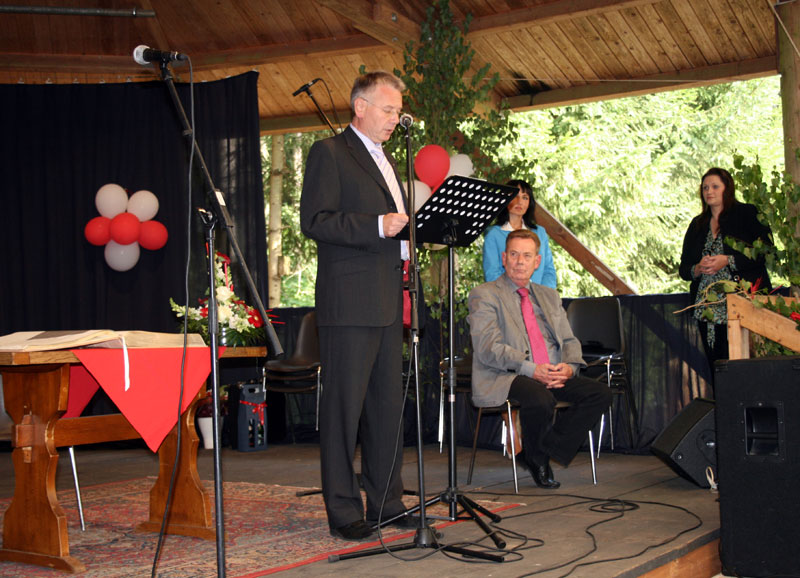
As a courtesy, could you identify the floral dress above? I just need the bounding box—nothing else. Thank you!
[693,230,736,348]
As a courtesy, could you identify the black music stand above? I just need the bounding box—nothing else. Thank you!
[333,176,517,563]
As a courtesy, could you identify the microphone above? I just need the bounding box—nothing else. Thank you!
[133,45,188,65]
[399,113,414,128]
[292,78,321,97]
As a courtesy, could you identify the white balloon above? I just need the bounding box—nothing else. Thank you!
[447,153,474,178]
[407,180,432,212]
[127,190,159,221]
[104,240,140,271]
[402,180,431,213]
[95,183,129,218]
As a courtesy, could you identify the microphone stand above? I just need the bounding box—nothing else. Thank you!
[335,173,516,564]
[399,119,439,547]
[300,85,338,135]
[155,60,283,578]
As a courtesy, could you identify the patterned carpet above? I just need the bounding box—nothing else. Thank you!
[0,478,517,577]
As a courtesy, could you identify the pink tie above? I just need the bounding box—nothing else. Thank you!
[517,287,550,364]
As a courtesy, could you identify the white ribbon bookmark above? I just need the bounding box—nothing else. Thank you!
[120,335,130,391]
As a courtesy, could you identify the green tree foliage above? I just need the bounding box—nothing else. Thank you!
[263,73,784,305]
[509,77,784,297]
[262,131,326,307]
[731,153,800,291]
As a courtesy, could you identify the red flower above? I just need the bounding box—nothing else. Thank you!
[790,312,800,323]
[247,307,263,328]
[749,277,762,294]
[200,307,208,318]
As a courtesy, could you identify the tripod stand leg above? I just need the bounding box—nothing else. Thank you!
[459,493,502,523]
[457,495,506,549]
[329,540,420,562]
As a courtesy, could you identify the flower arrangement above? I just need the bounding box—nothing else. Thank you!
[170,251,268,346]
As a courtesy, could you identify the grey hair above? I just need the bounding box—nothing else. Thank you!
[350,71,406,111]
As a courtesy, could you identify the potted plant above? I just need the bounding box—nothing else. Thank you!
[194,385,229,449]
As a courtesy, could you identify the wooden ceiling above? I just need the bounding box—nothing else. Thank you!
[0,0,779,134]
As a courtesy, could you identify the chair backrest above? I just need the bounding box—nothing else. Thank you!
[291,311,320,365]
[566,297,625,356]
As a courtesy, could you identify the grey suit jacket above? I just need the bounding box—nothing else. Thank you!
[468,274,586,407]
[300,125,406,327]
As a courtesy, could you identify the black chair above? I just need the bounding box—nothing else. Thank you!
[262,311,321,442]
[566,296,638,452]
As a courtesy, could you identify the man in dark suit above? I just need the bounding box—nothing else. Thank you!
[468,229,611,488]
[300,71,409,541]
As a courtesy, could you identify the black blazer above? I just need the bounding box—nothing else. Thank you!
[300,126,406,327]
[679,201,772,303]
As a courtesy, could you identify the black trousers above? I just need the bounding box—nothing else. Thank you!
[318,318,405,529]
[507,373,612,467]
[697,321,728,392]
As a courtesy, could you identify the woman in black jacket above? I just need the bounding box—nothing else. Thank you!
[679,167,772,376]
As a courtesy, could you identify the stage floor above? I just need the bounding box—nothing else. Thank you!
[0,441,721,577]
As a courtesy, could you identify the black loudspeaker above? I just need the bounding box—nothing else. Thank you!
[650,398,716,487]
[716,356,800,577]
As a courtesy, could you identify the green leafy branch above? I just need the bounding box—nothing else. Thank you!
[730,153,800,292]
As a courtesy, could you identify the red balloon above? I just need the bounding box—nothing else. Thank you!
[109,212,141,245]
[414,145,450,188]
[139,220,168,250]
[84,216,111,246]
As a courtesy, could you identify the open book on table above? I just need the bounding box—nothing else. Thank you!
[0,330,206,352]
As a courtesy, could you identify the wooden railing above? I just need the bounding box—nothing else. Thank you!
[726,294,800,359]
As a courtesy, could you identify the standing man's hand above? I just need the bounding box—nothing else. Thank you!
[383,213,409,237]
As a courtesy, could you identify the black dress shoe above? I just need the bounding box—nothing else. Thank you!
[330,519,375,541]
[526,459,561,489]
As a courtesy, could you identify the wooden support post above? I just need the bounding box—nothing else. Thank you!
[777,0,800,183]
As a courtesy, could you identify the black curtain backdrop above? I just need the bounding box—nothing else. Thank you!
[267,293,712,452]
[0,71,267,336]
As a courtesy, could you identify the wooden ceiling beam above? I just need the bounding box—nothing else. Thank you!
[466,0,662,38]
[0,53,147,75]
[0,34,385,74]
[314,0,419,48]
[505,56,778,112]
[260,110,352,135]
[190,34,384,70]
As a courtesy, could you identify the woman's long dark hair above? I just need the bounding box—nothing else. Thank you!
[496,179,538,228]
[696,167,737,229]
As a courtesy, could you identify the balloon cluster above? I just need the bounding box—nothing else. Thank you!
[84,183,169,271]
[407,145,475,211]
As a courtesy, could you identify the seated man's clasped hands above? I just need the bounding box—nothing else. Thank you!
[468,229,611,488]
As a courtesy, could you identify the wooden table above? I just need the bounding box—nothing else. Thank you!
[0,346,266,573]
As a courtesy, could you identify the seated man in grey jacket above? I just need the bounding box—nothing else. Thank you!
[468,229,611,488]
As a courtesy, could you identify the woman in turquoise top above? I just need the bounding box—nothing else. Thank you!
[482,179,557,288]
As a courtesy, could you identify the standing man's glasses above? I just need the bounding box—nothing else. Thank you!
[360,97,403,118]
